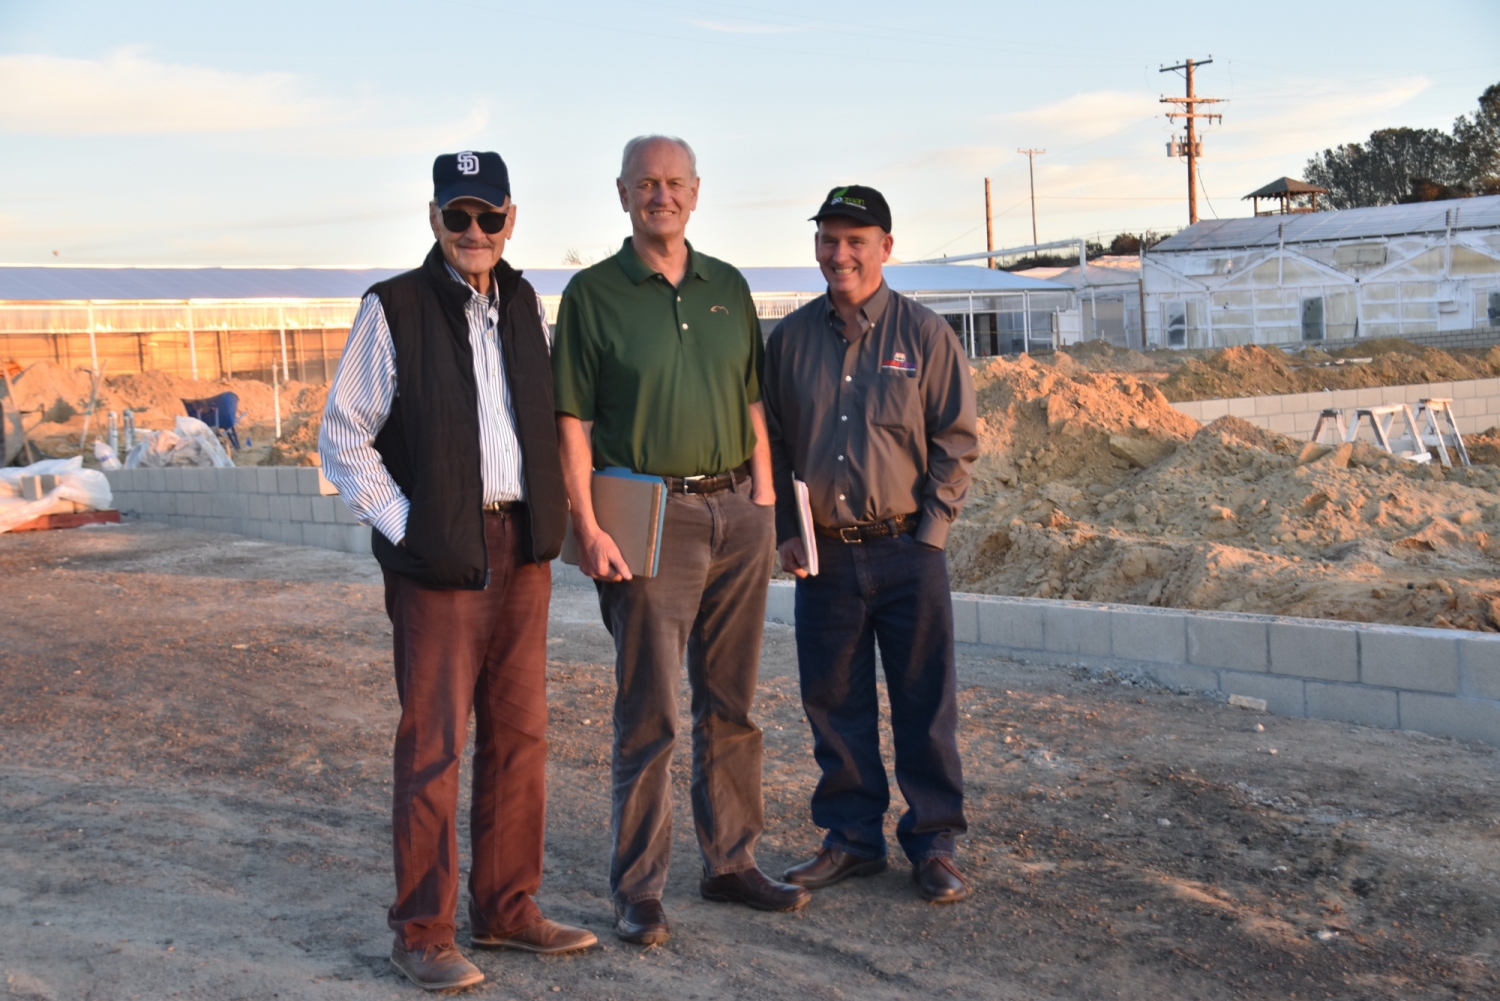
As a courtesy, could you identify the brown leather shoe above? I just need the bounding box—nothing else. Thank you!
[700,866,812,912]
[783,847,888,889]
[615,898,670,945]
[471,916,598,954]
[913,857,970,903]
[389,943,484,991]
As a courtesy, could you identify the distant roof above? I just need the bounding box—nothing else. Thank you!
[0,261,1064,301]
[1242,177,1328,199]
[1150,194,1500,253]
[1013,256,1140,288]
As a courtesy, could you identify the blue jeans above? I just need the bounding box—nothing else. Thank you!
[793,532,966,863]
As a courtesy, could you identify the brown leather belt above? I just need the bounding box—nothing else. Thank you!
[482,500,525,513]
[662,463,751,496]
[815,513,918,543]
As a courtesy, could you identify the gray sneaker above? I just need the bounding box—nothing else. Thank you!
[389,943,484,991]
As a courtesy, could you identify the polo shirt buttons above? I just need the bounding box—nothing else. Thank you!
[839,494,846,500]
[837,455,844,461]
[682,323,689,330]
[840,415,847,421]
[845,376,852,382]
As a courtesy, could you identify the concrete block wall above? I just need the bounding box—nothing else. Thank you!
[103,466,372,554]
[765,582,1500,746]
[1171,376,1500,439]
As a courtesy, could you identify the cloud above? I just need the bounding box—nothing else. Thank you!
[1002,90,1160,141]
[0,48,346,135]
[684,19,807,34]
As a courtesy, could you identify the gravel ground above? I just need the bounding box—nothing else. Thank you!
[2,521,1498,1000]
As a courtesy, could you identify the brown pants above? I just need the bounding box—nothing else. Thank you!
[383,510,550,950]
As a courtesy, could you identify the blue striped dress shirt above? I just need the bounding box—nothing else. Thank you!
[319,262,552,546]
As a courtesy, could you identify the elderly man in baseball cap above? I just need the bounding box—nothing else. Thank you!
[321,152,594,991]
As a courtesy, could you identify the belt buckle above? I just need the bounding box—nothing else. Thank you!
[838,526,862,544]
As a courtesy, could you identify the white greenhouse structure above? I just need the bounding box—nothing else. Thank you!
[1140,195,1500,348]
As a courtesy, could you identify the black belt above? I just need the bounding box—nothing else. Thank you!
[482,500,525,513]
[662,463,751,496]
[815,513,918,543]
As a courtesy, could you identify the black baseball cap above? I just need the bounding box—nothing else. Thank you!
[433,151,511,209]
[810,184,891,232]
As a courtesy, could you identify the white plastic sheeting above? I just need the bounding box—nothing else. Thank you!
[0,456,113,534]
[124,416,234,469]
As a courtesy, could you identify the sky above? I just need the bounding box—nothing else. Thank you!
[1,0,1496,271]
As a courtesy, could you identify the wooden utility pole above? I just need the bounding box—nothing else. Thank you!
[1160,57,1223,225]
[1017,149,1045,247]
[984,177,995,269]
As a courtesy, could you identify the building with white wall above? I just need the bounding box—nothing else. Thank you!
[1141,195,1500,349]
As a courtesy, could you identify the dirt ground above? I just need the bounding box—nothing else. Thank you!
[2,521,1499,1000]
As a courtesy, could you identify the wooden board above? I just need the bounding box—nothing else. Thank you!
[9,509,122,533]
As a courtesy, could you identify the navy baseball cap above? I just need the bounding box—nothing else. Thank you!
[433,151,510,209]
[811,184,892,232]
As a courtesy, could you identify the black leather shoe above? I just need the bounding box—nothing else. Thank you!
[700,866,812,912]
[783,847,888,889]
[913,857,970,903]
[614,898,669,945]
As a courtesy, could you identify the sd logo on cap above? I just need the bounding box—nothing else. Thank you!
[433,151,510,208]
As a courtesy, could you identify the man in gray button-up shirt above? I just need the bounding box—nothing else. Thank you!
[762,184,978,904]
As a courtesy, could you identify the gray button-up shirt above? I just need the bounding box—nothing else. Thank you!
[762,281,978,549]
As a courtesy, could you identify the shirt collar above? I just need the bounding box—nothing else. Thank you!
[616,237,708,286]
[442,260,494,307]
[825,280,891,339]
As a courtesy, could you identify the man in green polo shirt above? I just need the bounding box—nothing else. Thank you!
[554,135,811,946]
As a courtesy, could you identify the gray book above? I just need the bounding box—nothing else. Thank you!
[559,468,667,577]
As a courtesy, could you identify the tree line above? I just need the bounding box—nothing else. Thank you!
[1303,83,1499,209]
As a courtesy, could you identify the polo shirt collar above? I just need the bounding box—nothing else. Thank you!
[617,237,708,286]
[825,279,892,338]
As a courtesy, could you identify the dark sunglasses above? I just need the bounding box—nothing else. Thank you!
[441,208,508,234]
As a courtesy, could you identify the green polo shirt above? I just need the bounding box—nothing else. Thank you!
[553,238,763,477]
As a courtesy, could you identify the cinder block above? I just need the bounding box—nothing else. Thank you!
[1354,387,1384,407]
[288,495,313,522]
[298,522,323,548]
[1111,607,1187,663]
[1171,403,1201,421]
[317,469,338,495]
[293,467,330,495]
[235,467,258,492]
[1197,400,1230,422]
[1269,620,1358,682]
[192,494,214,517]
[1043,603,1111,658]
[1220,670,1305,717]
[274,467,298,494]
[1306,681,1400,728]
[977,598,1044,650]
[1266,414,1297,434]
[1188,614,1269,672]
[1226,397,1255,418]
[1329,389,1359,410]
[1452,380,1479,400]
[1252,395,1283,416]
[223,493,247,519]
[1360,627,1459,693]
[1399,692,1500,745]
[311,497,337,524]
[345,525,372,554]
[1460,636,1500,701]
[334,499,359,524]
[765,581,796,625]
[248,493,270,519]
[950,596,979,645]
[1426,382,1455,400]
[1141,663,1219,691]
[256,467,278,493]
[212,468,237,492]
[267,494,291,520]
[145,468,166,493]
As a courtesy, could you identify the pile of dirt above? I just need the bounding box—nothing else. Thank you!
[1152,340,1500,402]
[5,361,327,466]
[1042,339,1169,374]
[950,354,1500,631]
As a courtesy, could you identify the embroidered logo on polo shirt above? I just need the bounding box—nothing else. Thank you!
[880,352,917,375]
[710,305,728,314]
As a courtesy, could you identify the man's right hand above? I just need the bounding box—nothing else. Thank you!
[777,537,809,578]
[579,526,633,582]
